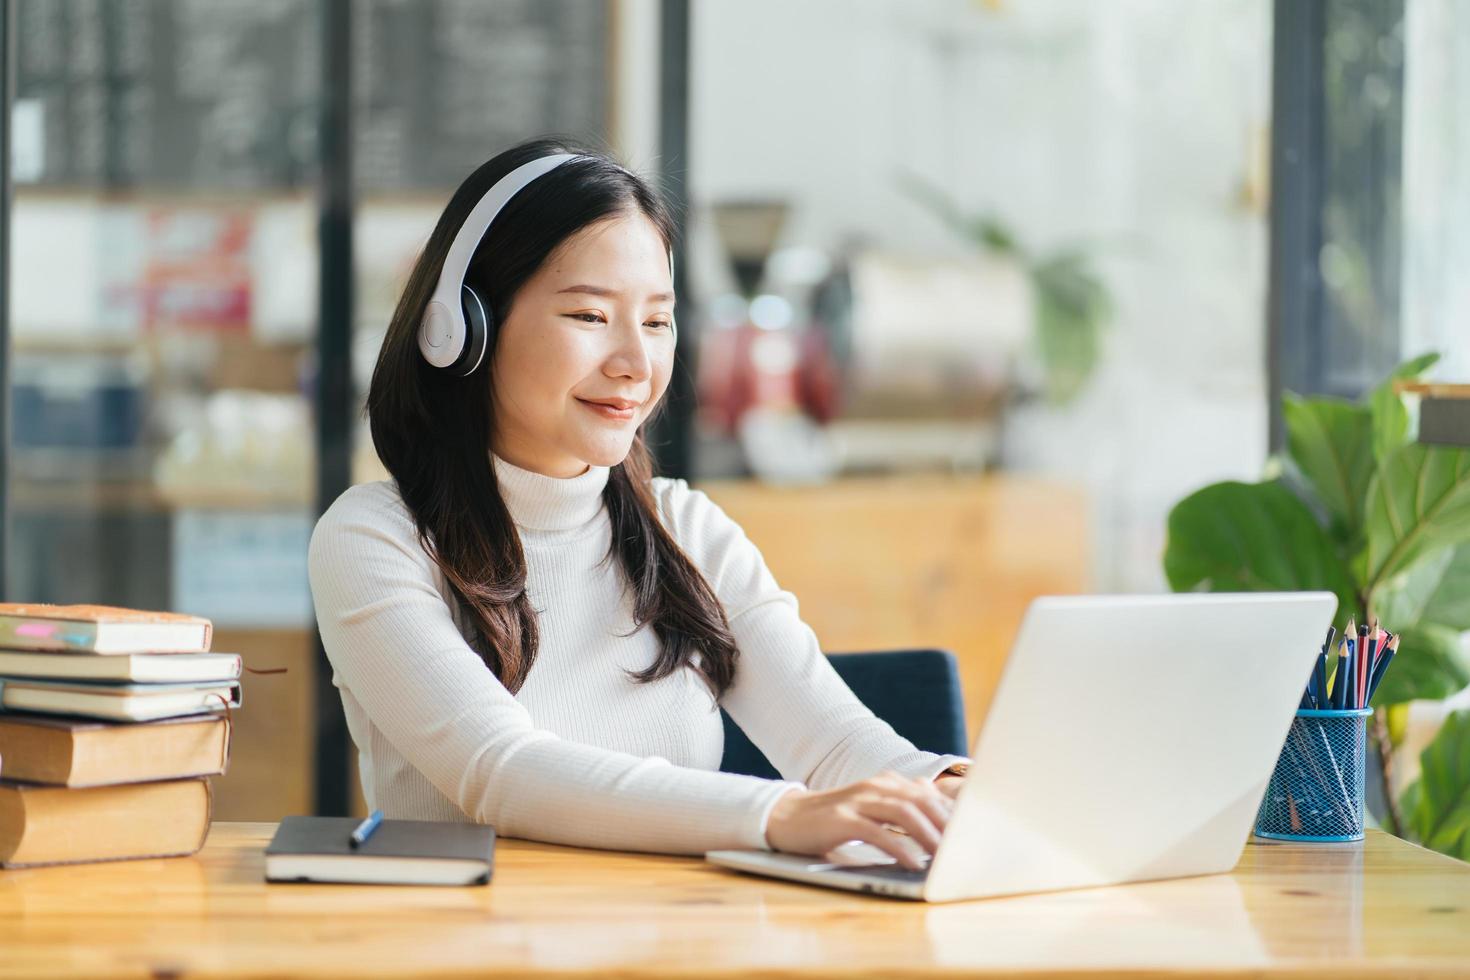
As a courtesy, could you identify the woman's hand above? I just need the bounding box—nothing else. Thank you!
[763,771,954,870]
[933,775,964,801]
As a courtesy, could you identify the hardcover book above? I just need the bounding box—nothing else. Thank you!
[0,714,230,787]
[0,677,241,723]
[0,777,212,868]
[0,604,213,655]
[0,651,241,684]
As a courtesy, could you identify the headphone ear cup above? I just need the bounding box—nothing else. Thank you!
[452,284,491,377]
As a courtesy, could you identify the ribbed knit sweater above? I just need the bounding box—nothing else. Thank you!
[306,453,969,855]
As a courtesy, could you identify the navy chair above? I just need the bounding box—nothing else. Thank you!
[719,648,969,780]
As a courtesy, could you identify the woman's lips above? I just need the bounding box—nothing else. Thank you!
[577,398,637,421]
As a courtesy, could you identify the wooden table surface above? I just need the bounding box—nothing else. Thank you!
[2,823,1469,978]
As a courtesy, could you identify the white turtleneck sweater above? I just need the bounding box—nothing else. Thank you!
[306,453,969,855]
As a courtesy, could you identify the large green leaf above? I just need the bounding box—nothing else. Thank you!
[1283,394,1374,538]
[1368,624,1470,707]
[1361,444,1470,588]
[1164,480,1358,623]
[1421,544,1470,630]
[1371,352,1441,461]
[1373,543,1470,632]
[1402,708,1470,860]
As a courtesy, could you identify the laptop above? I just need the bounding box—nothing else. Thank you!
[707,592,1337,903]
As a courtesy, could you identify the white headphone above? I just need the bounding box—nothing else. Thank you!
[419,153,583,375]
[418,152,677,376]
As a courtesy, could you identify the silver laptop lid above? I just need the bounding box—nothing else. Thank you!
[924,592,1336,902]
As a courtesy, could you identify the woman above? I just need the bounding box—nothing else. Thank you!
[308,136,970,871]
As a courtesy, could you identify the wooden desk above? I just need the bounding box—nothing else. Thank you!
[3,824,1469,977]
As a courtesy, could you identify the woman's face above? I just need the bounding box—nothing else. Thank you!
[489,211,676,478]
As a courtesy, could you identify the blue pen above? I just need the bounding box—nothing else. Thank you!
[349,809,384,849]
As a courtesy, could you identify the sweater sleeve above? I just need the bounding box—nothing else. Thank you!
[307,483,801,855]
[654,479,972,792]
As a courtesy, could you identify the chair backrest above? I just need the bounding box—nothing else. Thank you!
[719,648,969,780]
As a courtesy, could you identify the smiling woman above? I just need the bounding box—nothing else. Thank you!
[307,137,968,870]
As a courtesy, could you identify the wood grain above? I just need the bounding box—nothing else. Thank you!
[1,824,1468,977]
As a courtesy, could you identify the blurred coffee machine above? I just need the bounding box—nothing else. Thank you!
[697,200,840,482]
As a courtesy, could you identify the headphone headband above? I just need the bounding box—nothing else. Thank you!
[420,153,584,372]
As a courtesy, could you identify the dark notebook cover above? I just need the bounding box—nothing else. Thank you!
[266,815,495,871]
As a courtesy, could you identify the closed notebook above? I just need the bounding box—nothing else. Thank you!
[0,651,241,684]
[265,816,495,886]
[0,604,213,655]
[0,776,212,868]
[0,677,241,722]
[0,713,230,787]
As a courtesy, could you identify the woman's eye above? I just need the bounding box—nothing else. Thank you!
[566,313,671,329]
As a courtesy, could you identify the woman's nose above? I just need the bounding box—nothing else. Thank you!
[605,321,654,380]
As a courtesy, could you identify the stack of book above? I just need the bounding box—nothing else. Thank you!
[0,603,241,869]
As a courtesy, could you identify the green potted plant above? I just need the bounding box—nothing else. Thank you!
[1163,354,1470,858]
[898,173,1112,406]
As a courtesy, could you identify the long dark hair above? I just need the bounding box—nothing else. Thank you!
[367,136,739,698]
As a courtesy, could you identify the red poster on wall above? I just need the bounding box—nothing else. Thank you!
[100,208,254,332]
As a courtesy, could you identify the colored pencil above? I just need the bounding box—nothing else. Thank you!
[1367,635,1400,705]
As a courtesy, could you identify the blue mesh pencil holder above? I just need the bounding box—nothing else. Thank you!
[1255,707,1372,842]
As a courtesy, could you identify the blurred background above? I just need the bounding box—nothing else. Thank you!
[0,0,1465,820]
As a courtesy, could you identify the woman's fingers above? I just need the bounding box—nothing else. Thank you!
[856,797,944,853]
[902,777,955,827]
[841,818,929,870]
[859,773,953,833]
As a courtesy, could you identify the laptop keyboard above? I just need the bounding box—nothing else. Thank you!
[830,863,931,883]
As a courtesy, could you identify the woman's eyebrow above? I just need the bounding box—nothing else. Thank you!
[557,284,675,303]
